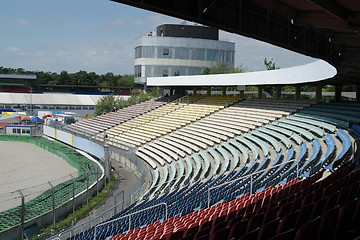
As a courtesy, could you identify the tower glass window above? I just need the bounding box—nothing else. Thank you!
[134,24,235,84]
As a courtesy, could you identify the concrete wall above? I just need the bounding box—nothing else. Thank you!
[43,125,104,160]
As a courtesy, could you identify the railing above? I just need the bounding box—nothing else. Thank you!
[93,202,168,240]
[207,159,299,208]
[57,201,124,239]
[130,179,150,203]
[50,170,150,240]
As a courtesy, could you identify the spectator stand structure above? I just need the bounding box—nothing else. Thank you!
[49,61,359,240]
[51,88,360,240]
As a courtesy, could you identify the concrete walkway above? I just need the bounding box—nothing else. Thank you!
[55,159,138,239]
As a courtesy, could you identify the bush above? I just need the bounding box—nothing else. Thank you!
[94,91,154,116]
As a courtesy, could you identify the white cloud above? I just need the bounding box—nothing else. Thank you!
[34,51,46,57]
[6,46,21,52]
[147,14,179,28]
[134,19,143,26]
[56,51,69,57]
[112,18,123,25]
[5,46,30,56]
[16,18,28,26]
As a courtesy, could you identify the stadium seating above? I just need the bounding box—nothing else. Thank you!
[107,163,360,240]
[65,95,177,135]
[58,99,360,240]
[99,96,240,148]
[134,99,359,205]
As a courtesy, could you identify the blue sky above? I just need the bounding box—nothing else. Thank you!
[1,0,314,75]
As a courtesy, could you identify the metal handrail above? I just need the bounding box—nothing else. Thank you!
[93,202,167,240]
[207,158,299,208]
[57,200,124,238]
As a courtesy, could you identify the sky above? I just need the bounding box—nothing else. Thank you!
[1,0,315,75]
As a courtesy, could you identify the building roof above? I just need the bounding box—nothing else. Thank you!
[0,74,36,80]
[112,0,360,86]
[146,59,336,87]
[0,93,126,106]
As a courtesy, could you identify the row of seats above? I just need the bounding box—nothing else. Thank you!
[296,102,360,128]
[66,127,350,239]
[102,96,240,148]
[65,95,177,135]
[140,99,353,199]
[136,99,309,170]
[109,163,360,240]
[138,100,355,204]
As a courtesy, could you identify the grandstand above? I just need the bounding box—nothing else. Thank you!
[1,88,358,240]
[42,91,358,240]
[2,0,360,239]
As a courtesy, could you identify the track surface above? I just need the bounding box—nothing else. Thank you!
[0,141,78,212]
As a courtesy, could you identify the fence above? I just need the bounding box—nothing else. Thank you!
[93,202,168,240]
[57,201,125,239]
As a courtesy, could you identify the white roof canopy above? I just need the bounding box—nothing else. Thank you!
[0,93,127,106]
[147,59,337,86]
[0,74,36,80]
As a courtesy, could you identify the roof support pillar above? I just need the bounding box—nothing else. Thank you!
[335,85,342,102]
[295,85,301,101]
[207,87,211,96]
[193,87,197,97]
[316,84,323,103]
[258,86,263,99]
[239,90,244,98]
[356,85,360,103]
[222,87,226,97]
[276,85,282,100]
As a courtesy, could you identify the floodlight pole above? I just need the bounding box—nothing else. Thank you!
[18,189,25,240]
[30,87,33,116]
[104,144,111,186]
[114,190,125,215]
[48,181,56,227]
[84,168,90,205]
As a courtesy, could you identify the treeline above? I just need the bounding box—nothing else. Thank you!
[0,66,135,87]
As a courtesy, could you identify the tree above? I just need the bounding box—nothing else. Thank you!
[118,74,135,87]
[264,58,280,70]
[263,58,280,96]
[94,91,154,116]
[229,63,249,73]
[0,65,137,89]
[100,72,117,86]
[203,63,248,75]
[151,87,161,98]
[94,94,118,116]
[59,71,70,85]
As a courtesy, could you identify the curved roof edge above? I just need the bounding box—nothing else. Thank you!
[147,59,337,86]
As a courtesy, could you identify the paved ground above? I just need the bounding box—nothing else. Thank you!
[57,159,138,239]
[0,141,78,212]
